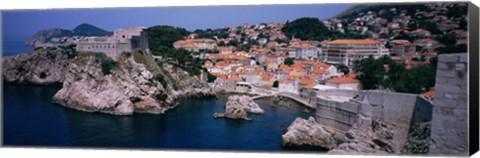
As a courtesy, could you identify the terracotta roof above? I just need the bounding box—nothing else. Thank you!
[216,61,228,67]
[261,75,273,81]
[326,74,360,84]
[299,79,315,85]
[327,39,379,45]
[230,75,241,81]
[423,87,435,97]
[287,43,316,48]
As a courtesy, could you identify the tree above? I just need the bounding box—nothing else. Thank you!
[281,17,333,41]
[353,55,385,89]
[206,71,217,82]
[218,41,226,47]
[147,25,190,51]
[435,44,467,54]
[337,64,350,74]
[273,80,279,88]
[284,58,295,66]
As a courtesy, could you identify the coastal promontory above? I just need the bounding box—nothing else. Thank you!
[2,47,214,115]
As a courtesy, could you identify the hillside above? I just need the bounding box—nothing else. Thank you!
[26,23,112,47]
[72,23,112,36]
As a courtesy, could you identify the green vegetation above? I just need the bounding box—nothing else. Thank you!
[282,17,334,41]
[206,69,217,83]
[100,57,117,75]
[273,80,279,88]
[77,52,118,75]
[147,25,190,51]
[46,51,57,60]
[155,74,168,88]
[59,44,78,59]
[282,17,366,41]
[353,55,386,90]
[435,44,467,54]
[337,64,350,74]
[284,58,295,66]
[155,48,203,76]
[353,55,437,94]
[193,28,229,39]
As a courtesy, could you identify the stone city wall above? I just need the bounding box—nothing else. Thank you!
[429,53,468,156]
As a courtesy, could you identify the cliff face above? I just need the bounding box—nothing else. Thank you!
[328,114,396,154]
[2,48,69,85]
[282,117,338,149]
[161,63,214,98]
[26,28,73,47]
[3,49,214,115]
[52,52,178,115]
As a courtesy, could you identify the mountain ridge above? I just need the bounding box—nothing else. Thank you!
[26,23,112,47]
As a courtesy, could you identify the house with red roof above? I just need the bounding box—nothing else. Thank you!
[325,74,361,90]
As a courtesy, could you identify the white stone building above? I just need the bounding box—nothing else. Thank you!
[279,79,299,94]
[76,26,149,60]
[321,39,388,67]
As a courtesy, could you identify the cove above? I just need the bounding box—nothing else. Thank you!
[3,83,326,152]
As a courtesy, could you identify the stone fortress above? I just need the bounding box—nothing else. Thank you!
[76,26,149,60]
[311,53,468,155]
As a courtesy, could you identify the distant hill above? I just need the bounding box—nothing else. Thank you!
[72,23,112,37]
[330,3,426,20]
[26,23,112,46]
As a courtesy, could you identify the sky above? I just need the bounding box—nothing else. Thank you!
[2,4,352,42]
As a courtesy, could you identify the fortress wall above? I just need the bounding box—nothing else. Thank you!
[359,91,419,152]
[315,89,433,153]
[429,53,468,156]
[316,97,360,132]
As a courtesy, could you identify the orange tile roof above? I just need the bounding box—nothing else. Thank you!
[326,74,360,84]
[423,87,435,97]
[287,43,316,48]
[327,39,379,45]
[299,79,315,85]
[261,75,273,81]
[390,56,403,61]
[279,64,289,69]
[230,75,241,81]
[216,61,228,67]
[219,75,228,80]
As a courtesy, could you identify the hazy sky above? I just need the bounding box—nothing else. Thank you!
[2,4,351,42]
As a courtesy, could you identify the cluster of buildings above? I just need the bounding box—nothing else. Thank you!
[202,47,358,95]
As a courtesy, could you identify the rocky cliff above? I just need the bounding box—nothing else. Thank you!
[2,47,70,85]
[3,49,214,115]
[281,117,338,149]
[213,95,264,121]
[328,114,396,154]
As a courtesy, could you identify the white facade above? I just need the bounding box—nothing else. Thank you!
[325,82,360,90]
[279,80,298,94]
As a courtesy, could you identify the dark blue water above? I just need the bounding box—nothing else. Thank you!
[3,84,323,152]
[2,42,33,56]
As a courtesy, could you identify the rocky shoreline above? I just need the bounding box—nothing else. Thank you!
[213,95,264,121]
[281,117,338,149]
[2,48,214,115]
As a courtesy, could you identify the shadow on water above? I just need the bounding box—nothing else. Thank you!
[3,85,325,153]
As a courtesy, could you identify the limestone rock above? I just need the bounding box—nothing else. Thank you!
[52,52,176,115]
[2,48,69,85]
[4,49,215,115]
[161,63,215,98]
[328,114,396,154]
[401,122,431,154]
[281,117,337,149]
[214,95,264,121]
